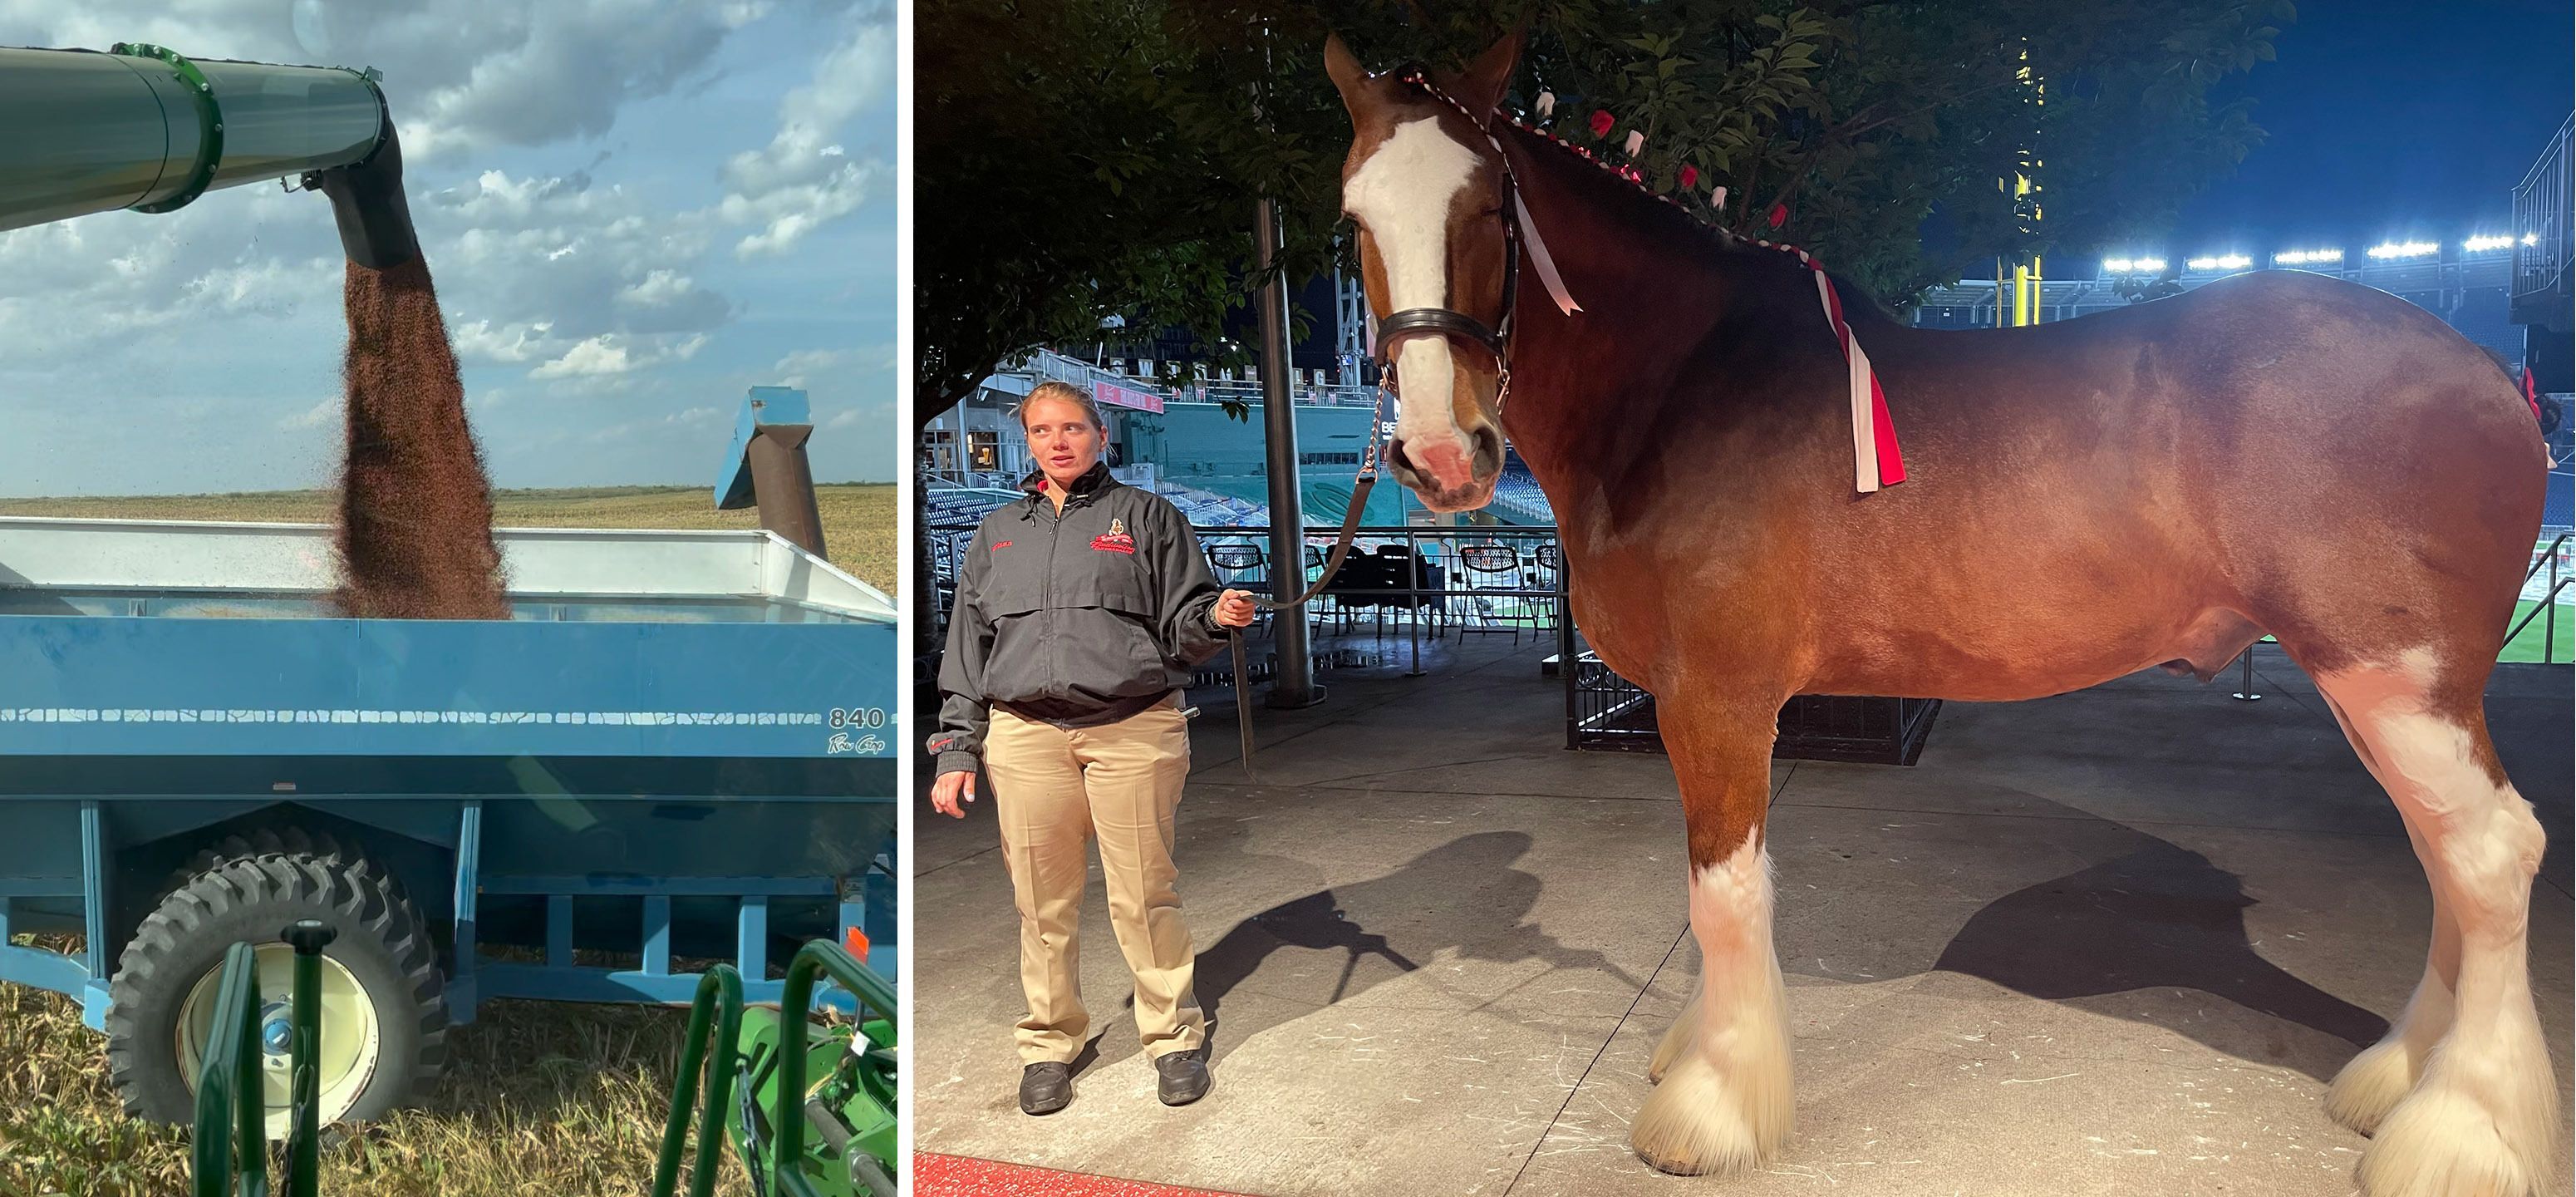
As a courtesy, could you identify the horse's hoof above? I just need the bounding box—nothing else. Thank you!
[2325,1037,2418,1135]
[2356,1080,2553,1197]
[1630,1052,1789,1177]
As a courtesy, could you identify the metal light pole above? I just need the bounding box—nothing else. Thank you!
[1256,195,1322,707]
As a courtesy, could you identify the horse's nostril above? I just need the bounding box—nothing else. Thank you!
[1384,437,1415,474]
[1469,424,1505,478]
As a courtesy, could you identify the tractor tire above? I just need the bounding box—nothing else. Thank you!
[105,835,446,1132]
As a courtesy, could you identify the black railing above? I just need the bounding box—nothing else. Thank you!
[2513,113,2573,313]
[2508,531,2571,664]
[931,523,1567,679]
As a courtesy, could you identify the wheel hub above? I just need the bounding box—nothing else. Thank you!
[175,943,384,1138]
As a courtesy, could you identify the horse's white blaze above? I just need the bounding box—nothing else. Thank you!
[1634,835,1793,1174]
[1345,116,1480,466]
[2314,658,2556,1196]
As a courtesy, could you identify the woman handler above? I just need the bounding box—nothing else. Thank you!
[928,381,1256,1115]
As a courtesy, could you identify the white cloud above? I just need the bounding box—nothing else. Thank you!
[715,14,892,256]
[530,332,709,379]
[532,336,637,378]
[721,20,893,195]
[278,397,339,431]
[725,159,889,257]
[424,170,730,362]
[771,345,894,387]
[450,318,553,364]
[618,269,696,308]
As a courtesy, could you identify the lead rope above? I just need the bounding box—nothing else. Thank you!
[1225,377,1391,782]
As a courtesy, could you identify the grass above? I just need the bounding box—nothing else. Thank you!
[0,937,759,1197]
[0,484,899,596]
[2501,597,2575,663]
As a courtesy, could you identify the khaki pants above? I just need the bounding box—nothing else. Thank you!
[985,696,1205,1063]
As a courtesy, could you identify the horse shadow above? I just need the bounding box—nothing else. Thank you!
[1083,808,2392,1085]
[1106,830,1646,1068]
[1882,830,2390,1081]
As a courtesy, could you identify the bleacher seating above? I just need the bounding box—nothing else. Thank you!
[1489,467,1555,525]
[1155,482,1266,529]
[925,485,1021,528]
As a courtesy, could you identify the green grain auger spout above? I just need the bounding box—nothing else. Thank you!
[0,42,416,267]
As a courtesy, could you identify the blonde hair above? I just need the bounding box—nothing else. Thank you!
[1017,381,1105,430]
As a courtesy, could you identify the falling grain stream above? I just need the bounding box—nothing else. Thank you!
[333,257,508,619]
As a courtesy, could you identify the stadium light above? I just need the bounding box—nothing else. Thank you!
[2132,257,2166,273]
[2367,240,2440,259]
[2524,232,2541,245]
[2462,234,2516,253]
[2273,249,2343,265]
[2102,256,2168,273]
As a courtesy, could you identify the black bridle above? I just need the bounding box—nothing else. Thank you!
[1371,70,1525,410]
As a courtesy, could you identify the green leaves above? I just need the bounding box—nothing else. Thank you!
[917,0,2293,417]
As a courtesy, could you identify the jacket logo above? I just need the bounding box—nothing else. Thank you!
[1091,518,1135,554]
[991,540,1011,550]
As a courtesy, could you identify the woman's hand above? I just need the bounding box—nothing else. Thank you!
[1212,589,1258,628]
[931,769,977,818]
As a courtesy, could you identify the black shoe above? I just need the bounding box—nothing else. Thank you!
[1155,1050,1210,1106]
[1020,1062,1072,1115]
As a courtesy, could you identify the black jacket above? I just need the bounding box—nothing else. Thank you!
[932,464,1227,775]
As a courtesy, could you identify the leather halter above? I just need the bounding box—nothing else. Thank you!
[1371,71,1524,406]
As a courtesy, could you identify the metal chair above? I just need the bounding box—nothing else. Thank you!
[1454,543,1531,644]
[1526,543,1563,633]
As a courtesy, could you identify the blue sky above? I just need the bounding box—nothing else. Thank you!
[0,0,897,496]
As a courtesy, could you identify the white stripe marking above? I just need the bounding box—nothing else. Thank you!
[1346,117,1483,453]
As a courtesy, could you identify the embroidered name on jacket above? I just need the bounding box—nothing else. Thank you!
[1090,518,1136,554]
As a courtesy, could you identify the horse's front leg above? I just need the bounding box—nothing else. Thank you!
[1633,693,1794,1175]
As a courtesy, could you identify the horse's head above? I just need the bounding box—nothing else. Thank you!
[1327,32,1522,513]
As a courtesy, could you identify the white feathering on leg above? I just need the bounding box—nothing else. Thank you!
[1648,987,1702,1085]
[2315,662,2559,1197]
[1633,836,1793,1175]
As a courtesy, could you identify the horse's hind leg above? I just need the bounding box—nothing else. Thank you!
[1631,696,1793,1175]
[2308,651,2556,1197]
[2318,687,2461,1135]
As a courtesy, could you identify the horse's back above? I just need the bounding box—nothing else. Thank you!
[1791,270,2547,694]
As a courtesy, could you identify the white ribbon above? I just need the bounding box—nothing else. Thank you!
[1815,268,1879,494]
[1512,183,1583,316]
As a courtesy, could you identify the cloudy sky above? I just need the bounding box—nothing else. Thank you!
[0,0,896,496]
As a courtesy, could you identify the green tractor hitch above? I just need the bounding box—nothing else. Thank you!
[189,933,898,1197]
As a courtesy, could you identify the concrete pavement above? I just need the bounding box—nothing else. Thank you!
[912,637,2573,1196]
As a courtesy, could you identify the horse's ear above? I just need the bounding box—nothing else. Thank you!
[1324,32,1377,116]
[1438,29,1524,123]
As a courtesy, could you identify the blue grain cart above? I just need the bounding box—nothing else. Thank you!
[0,517,899,1133]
